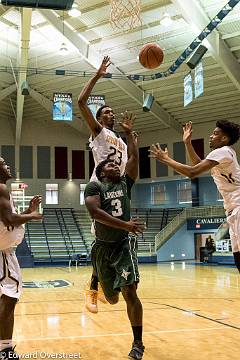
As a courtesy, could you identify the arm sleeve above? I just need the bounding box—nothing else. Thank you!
[206,147,233,165]
[84,182,101,198]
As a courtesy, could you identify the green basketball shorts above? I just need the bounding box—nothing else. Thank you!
[91,236,140,299]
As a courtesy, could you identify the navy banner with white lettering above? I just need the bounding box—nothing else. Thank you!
[187,217,226,230]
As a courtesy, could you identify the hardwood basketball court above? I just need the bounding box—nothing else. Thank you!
[15,263,240,359]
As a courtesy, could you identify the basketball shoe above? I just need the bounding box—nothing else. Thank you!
[128,341,145,360]
[84,289,98,313]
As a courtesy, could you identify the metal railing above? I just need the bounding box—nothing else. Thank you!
[55,209,71,258]
[42,216,52,262]
[71,209,88,254]
[155,206,225,251]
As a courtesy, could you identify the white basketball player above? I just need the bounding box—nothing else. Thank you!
[78,56,137,312]
[78,56,129,181]
[0,157,42,360]
[150,120,240,272]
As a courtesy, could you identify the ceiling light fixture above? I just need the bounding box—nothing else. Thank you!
[59,42,69,55]
[160,12,173,26]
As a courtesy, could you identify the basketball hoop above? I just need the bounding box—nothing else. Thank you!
[109,0,141,31]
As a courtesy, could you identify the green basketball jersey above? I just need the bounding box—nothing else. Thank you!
[84,175,134,242]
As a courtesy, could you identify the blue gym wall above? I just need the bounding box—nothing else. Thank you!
[157,223,218,262]
[131,176,220,209]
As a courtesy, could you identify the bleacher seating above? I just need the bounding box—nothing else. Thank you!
[25,208,88,264]
[24,207,184,263]
[131,208,183,254]
[72,208,95,251]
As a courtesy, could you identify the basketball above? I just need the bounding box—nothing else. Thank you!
[139,43,164,69]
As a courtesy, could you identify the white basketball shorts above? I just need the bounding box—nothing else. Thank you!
[227,206,240,253]
[0,248,22,299]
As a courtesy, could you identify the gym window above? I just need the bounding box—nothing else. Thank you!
[46,184,58,205]
[80,184,87,205]
[178,181,192,204]
[151,184,166,205]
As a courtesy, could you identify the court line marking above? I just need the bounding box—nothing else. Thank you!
[16,326,233,342]
[154,273,240,290]
[15,306,169,316]
[19,296,239,305]
[164,304,240,331]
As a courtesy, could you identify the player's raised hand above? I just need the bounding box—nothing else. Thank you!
[118,111,136,134]
[183,121,193,144]
[149,143,169,162]
[28,195,42,212]
[96,56,111,77]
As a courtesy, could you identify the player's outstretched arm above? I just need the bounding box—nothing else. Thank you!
[183,121,201,165]
[0,185,42,227]
[149,143,218,178]
[119,111,138,180]
[78,56,111,137]
[85,194,144,236]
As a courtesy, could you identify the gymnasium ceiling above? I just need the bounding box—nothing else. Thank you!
[0,0,240,142]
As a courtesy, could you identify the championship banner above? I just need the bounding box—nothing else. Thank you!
[184,73,193,107]
[194,61,204,98]
[87,95,105,119]
[53,92,72,121]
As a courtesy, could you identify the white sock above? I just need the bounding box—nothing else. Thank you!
[0,340,13,351]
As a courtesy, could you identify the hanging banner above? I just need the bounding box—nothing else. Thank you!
[194,61,204,98]
[53,92,72,121]
[184,73,193,107]
[87,95,105,119]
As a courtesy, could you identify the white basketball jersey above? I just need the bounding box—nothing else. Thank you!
[89,127,128,181]
[0,194,25,251]
[206,146,240,212]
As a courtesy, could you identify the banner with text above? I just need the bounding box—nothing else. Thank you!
[87,95,105,119]
[184,73,193,107]
[194,61,204,98]
[53,92,72,121]
[187,217,226,230]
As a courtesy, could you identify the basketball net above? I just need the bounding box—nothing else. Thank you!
[109,0,141,31]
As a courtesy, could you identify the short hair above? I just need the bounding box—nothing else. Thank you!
[95,159,112,181]
[216,120,240,145]
[96,105,109,120]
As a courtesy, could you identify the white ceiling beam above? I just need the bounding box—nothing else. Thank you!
[172,0,240,91]
[38,9,182,133]
[28,87,89,136]
[230,45,240,52]
[0,7,11,17]
[0,7,18,27]
[38,10,98,67]
[0,84,16,102]
[16,8,32,146]
[222,30,240,40]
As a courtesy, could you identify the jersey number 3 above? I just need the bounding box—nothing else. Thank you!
[111,199,123,217]
[107,146,122,166]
